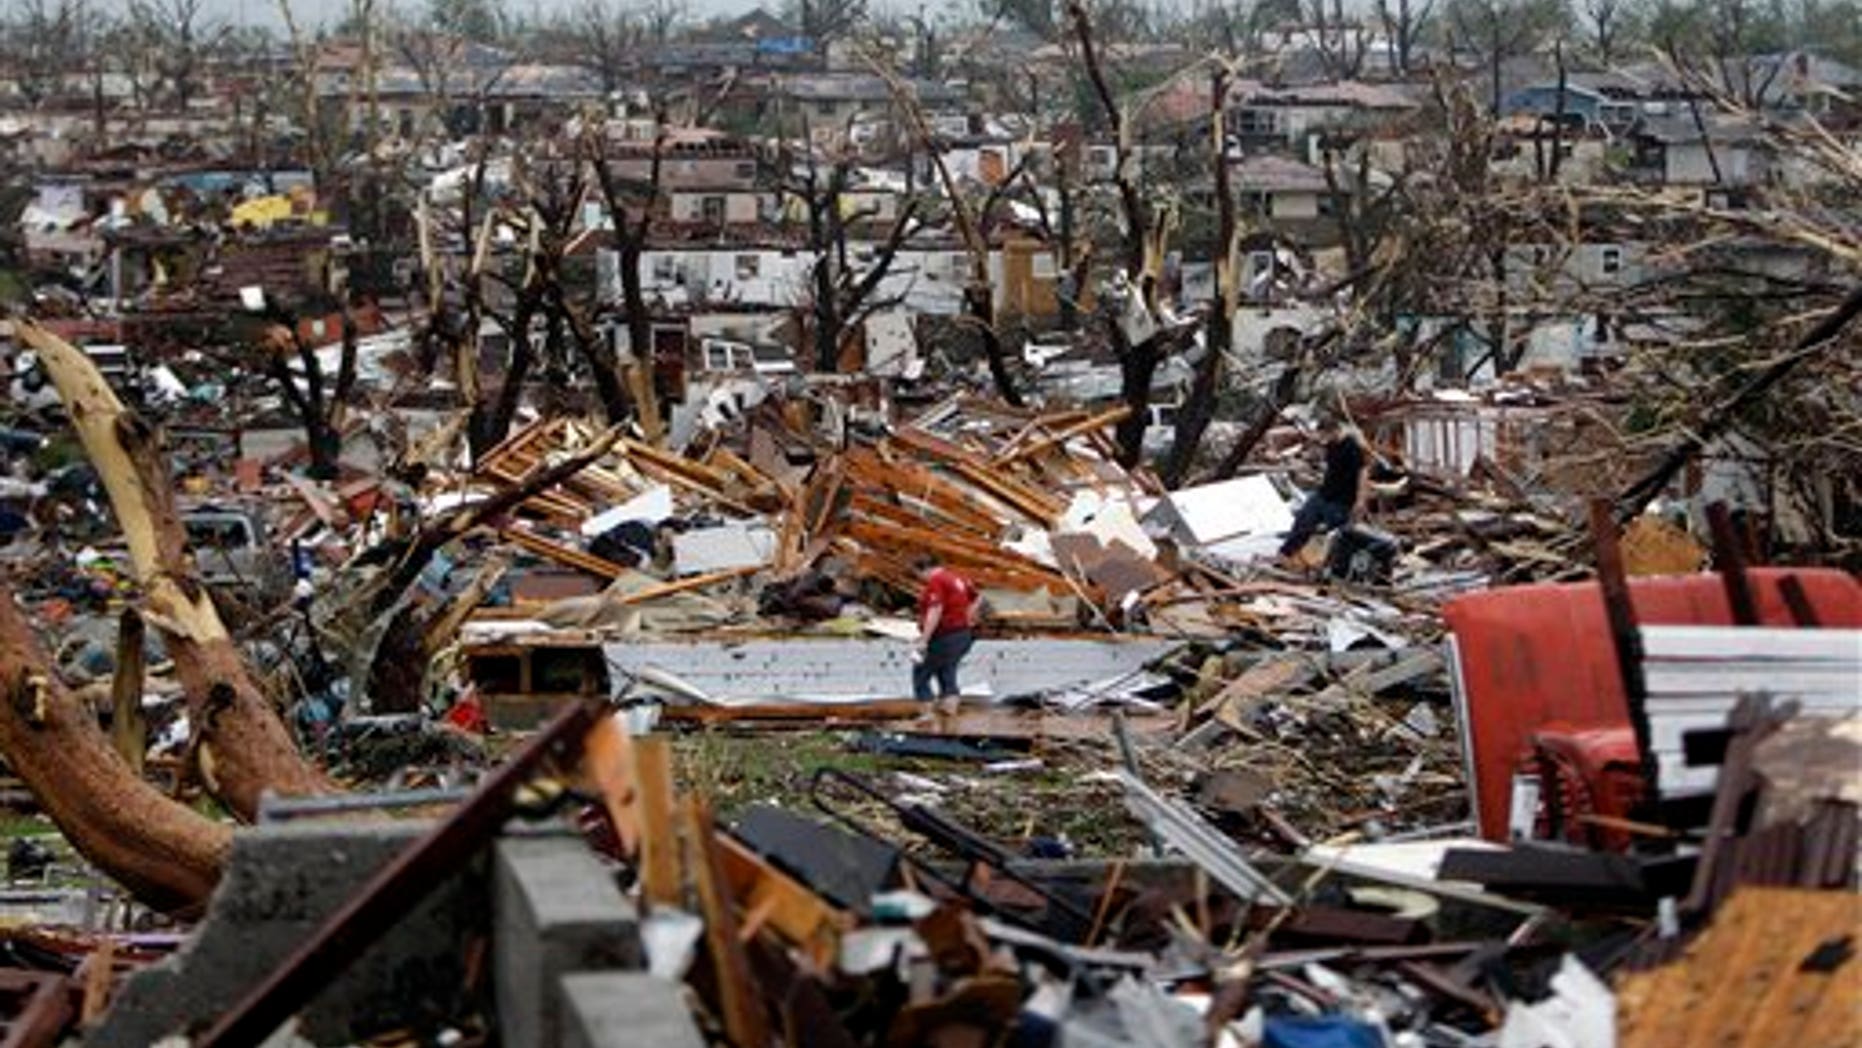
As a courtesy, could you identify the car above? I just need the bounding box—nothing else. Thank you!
[181,504,291,602]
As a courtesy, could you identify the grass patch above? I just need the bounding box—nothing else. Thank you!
[671,730,1143,858]
[0,810,50,840]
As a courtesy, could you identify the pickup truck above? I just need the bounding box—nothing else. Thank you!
[180,504,291,603]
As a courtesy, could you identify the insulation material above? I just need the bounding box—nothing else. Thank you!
[1143,475,1293,563]
[582,484,676,537]
[671,523,778,575]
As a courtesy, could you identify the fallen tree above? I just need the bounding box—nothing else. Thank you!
[0,591,229,912]
[19,320,334,819]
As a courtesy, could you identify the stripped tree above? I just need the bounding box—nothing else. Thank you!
[871,57,1025,404]
[767,128,921,374]
[1067,0,1198,466]
[1162,62,1242,486]
[586,116,668,442]
[248,294,365,481]
[19,322,334,820]
[0,592,228,912]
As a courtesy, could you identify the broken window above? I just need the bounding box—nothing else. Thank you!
[703,341,754,370]
[1600,245,1623,275]
[1235,108,1280,136]
[735,254,761,279]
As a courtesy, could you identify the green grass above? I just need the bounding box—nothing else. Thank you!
[672,731,1144,858]
[0,811,50,840]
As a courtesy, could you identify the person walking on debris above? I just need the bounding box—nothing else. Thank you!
[1278,414,1371,562]
[912,555,978,715]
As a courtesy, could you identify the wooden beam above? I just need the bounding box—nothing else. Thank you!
[715,832,852,970]
[1705,502,1760,626]
[616,565,760,606]
[1589,498,1657,810]
[634,737,682,909]
[659,700,924,724]
[1778,575,1821,627]
[994,405,1132,466]
[500,527,628,579]
[685,798,770,1048]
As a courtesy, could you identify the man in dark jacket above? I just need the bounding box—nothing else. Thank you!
[1279,416,1369,560]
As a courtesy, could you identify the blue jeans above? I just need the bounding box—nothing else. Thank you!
[912,629,974,700]
[1279,495,1352,557]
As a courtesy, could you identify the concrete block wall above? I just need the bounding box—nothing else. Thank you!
[91,819,704,1048]
[558,973,707,1048]
[491,831,643,1047]
[92,820,484,1047]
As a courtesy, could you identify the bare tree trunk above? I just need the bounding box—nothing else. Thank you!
[587,120,664,442]
[20,322,334,820]
[0,591,229,913]
[1070,0,1169,467]
[1163,66,1239,488]
[869,61,1022,405]
[1207,361,1302,482]
[469,292,537,457]
[111,607,148,773]
[618,240,657,432]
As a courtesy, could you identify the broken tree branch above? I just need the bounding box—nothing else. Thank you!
[0,590,229,912]
[19,319,334,819]
[1615,284,1862,522]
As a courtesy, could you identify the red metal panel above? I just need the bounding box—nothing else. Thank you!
[1444,569,1860,840]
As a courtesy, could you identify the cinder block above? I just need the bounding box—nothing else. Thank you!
[94,820,483,1047]
[494,832,641,1048]
[558,973,705,1048]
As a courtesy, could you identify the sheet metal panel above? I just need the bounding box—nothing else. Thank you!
[603,636,1176,705]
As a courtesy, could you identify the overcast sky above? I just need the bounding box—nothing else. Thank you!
[116,0,777,32]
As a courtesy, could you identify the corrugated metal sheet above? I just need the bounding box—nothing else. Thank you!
[603,636,1175,704]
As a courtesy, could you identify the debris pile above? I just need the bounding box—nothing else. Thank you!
[0,328,1855,1047]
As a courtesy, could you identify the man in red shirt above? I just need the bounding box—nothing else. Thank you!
[912,555,977,712]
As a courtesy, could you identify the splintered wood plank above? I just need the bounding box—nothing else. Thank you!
[499,527,629,579]
[634,737,681,909]
[994,405,1131,466]
[659,701,925,725]
[79,939,117,1025]
[685,799,771,1048]
[715,832,853,971]
[1618,887,1862,1048]
[614,566,760,606]
[582,714,639,856]
[885,428,1065,523]
[1198,656,1317,718]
